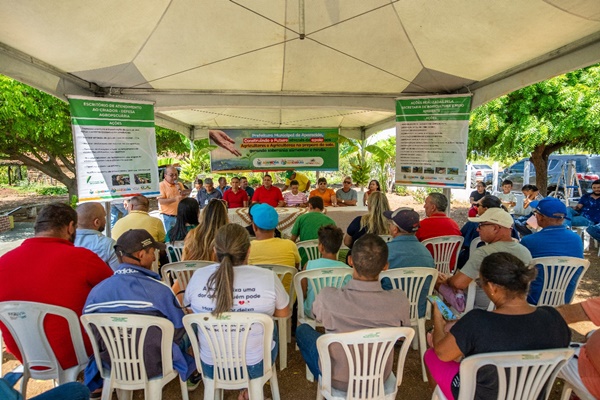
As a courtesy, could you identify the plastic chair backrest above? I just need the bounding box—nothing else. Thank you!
[255,264,297,303]
[378,268,438,321]
[294,268,354,322]
[80,313,176,388]
[0,301,88,381]
[421,235,464,275]
[317,327,415,400]
[183,312,274,387]
[379,235,393,243]
[161,260,214,288]
[456,348,574,400]
[468,237,484,258]
[296,239,321,262]
[530,257,590,306]
[166,243,184,263]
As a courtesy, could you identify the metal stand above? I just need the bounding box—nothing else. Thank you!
[554,160,581,206]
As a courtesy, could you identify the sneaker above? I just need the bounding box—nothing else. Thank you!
[187,373,202,391]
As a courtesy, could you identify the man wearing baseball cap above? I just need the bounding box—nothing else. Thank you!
[83,229,198,392]
[248,203,300,290]
[383,207,435,317]
[521,197,584,305]
[282,170,311,193]
[440,208,532,309]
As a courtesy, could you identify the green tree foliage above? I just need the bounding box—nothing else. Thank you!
[339,136,392,190]
[0,75,77,197]
[469,64,600,195]
[155,126,190,156]
[179,139,216,182]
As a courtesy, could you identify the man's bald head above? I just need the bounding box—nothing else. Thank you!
[76,202,106,232]
[128,195,149,211]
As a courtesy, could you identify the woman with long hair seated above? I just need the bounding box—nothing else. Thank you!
[344,191,390,248]
[363,179,381,206]
[182,199,229,261]
[425,252,571,399]
[184,223,290,400]
[165,198,200,245]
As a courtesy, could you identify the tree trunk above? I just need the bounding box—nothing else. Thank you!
[530,143,568,196]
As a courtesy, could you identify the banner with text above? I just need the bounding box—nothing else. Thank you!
[68,96,159,202]
[395,95,472,188]
[209,129,339,172]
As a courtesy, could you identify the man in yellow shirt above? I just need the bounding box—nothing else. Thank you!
[112,196,166,243]
[282,170,311,192]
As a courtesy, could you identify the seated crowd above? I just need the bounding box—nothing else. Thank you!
[0,172,598,400]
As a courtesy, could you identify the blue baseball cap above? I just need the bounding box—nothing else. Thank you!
[532,197,567,219]
[250,203,279,230]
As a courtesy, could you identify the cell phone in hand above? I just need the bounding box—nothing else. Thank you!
[427,295,458,321]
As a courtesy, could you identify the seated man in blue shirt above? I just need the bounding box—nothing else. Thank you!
[573,179,600,238]
[382,207,435,317]
[83,229,199,393]
[521,197,584,304]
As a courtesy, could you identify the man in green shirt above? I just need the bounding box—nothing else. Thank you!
[291,197,336,242]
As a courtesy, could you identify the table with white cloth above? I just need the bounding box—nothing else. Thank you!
[227,206,367,238]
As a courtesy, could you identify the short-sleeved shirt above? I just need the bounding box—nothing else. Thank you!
[285,172,310,191]
[580,298,600,398]
[284,191,307,206]
[252,185,284,207]
[521,225,584,304]
[450,307,570,400]
[185,264,289,366]
[244,186,255,200]
[336,188,358,203]
[415,213,461,242]
[313,280,410,390]
[112,211,166,242]
[578,193,600,224]
[462,241,532,308]
[291,212,335,242]
[494,191,517,213]
[0,237,113,369]
[75,228,120,271]
[469,190,489,203]
[249,238,301,291]
[304,258,350,318]
[158,180,185,216]
[309,188,337,207]
[223,188,249,208]
[346,215,368,248]
[216,185,231,196]
[197,188,222,209]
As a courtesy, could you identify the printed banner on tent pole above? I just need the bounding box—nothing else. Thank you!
[68,96,160,202]
[395,95,472,189]
[209,128,339,172]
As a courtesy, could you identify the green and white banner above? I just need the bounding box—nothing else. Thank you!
[209,128,339,172]
[68,96,159,202]
[395,95,472,188]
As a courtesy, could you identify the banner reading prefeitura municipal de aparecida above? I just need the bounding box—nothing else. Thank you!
[209,128,339,172]
[68,96,159,202]
[395,95,472,189]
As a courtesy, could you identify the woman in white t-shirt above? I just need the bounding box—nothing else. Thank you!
[184,223,290,400]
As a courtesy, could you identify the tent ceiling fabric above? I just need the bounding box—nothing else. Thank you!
[1,0,600,138]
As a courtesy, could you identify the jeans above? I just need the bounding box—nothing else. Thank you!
[295,323,323,379]
[110,202,127,228]
[32,382,90,400]
[587,223,600,242]
[201,324,279,380]
[161,214,177,235]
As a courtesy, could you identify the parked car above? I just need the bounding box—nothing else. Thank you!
[499,154,600,196]
[467,164,494,188]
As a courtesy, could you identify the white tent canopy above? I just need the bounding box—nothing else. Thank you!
[1,0,600,139]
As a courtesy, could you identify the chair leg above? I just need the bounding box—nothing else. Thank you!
[278,319,287,370]
[247,381,264,400]
[287,318,292,343]
[116,388,133,400]
[270,370,281,400]
[19,370,29,399]
[560,383,572,400]
[179,378,190,400]
[203,378,216,400]
[418,318,428,382]
[411,333,418,350]
[306,365,314,382]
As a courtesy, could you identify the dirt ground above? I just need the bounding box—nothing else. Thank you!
[1,187,598,399]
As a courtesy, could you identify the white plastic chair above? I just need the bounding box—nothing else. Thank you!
[161,260,214,288]
[165,243,184,263]
[379,235,393,243]
[0,301,89,396]
[468,237,483,258]
[256,264,297,370]
[379,267,438,382]
[431,348,574,400]
[317,327,415,400]
[80,313,188,400]
[183,312,280,400]
[560,380,595,400]
[297,239,321,265]
[529,257,590,306]
[294,267,354,382]
[458,281,496,317]
[421,235,464,275]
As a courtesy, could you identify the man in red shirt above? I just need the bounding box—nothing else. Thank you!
[252,174,284,207]
[415,192,460,241]
[222,176,249,208]
[0,203,113,370]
